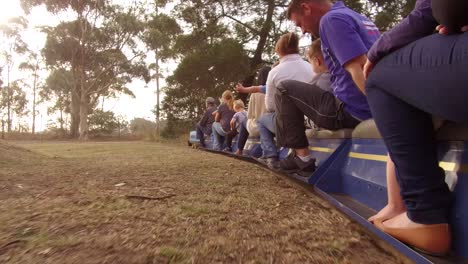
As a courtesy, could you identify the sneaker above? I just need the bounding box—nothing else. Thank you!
[222,147,232,152]
[279,153,316,176]
[257,157,279,170]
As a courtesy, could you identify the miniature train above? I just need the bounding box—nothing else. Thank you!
[189,119,468,263]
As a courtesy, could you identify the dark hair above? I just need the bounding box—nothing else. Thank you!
[287,0,306,19]
[432,0,468,33]
[257,66,271,85]
[276,32,299,56]
[286,0,329,19]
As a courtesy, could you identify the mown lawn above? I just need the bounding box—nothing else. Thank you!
[0,141,407,264]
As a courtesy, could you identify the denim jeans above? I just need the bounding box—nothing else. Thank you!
[366,32,468,224]
[237,121,249,152]
[212,122,227,151]
[196,123,211,145]
[257,112,277,158]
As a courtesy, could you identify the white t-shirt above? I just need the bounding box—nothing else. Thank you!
[265,54,315,112]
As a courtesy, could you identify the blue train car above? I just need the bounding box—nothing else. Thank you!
[189,119,468,263]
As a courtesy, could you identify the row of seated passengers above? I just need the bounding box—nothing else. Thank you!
[198,0,468,257]
[196,36,332,175]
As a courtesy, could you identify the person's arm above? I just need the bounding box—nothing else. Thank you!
[230,118,236,131]
[235,83,263,94]
[199,109,211,126]
[215,111,221,122]
[367,0,436,64]
[264,71,275,112]
[344,54,367,94]
[320,13,371,95]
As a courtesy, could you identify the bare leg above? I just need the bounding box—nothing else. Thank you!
[369,155,406,222]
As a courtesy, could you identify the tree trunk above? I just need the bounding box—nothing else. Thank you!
[155,50,160,137]
[32,65,37,134]
[59,108,64,131]
[7,92,11,133]
[1,119,4,139]
[70,90,80,138]
[249,0,275,71]
[79,92,89,141]
[78,14,88,141]
[238,0,275,103]
[6,68,11,133]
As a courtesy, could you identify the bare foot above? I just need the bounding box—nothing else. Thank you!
[368,204,406,223]
[377,212,451,256]
[235,150,242,155]
[382,212,426,229]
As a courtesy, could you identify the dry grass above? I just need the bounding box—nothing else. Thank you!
[0,141,406,264]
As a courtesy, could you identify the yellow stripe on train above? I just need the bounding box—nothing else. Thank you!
[308,146,466,173]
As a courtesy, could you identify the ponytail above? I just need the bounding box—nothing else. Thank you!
[222,90,234,110]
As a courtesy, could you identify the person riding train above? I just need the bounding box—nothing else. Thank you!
[278,0,380,175]
[365,0,468,255]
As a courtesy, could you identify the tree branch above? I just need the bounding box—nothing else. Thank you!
[214,0,260,35]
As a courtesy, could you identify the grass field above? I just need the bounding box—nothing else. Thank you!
[0,141,407,263]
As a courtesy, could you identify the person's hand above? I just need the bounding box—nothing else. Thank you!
[235,83,248,93]
[436,25,449,35]
[436,25,468,34]
[363,59,375,80]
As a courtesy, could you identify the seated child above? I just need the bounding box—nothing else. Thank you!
[224,100,248,152]
[305,38,333,129]
[307,38,333,93]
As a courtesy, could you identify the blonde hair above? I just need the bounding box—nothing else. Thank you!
[307,38,324,60]
[222,90,234,110]
[233,99,245,110]
[275,32,299,56]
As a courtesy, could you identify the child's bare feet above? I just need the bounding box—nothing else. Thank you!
[375,212,451,256]
[368,204,405,223]
[382,212,426,229]
[235,150,242,155]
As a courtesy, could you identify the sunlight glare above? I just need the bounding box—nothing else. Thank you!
[0,0,23,25]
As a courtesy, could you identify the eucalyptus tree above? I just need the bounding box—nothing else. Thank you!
[21,0,150,140]
[143,1,182,134]
[19,51,44,134]
[40,68,73,132]
[0,17,28,132]
[162,38,250,121]
[0,81,28,131]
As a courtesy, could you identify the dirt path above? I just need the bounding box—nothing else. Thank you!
[0,141,406,264]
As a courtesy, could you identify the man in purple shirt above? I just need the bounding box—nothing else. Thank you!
[275,0,379,174]
[364,0,468,255]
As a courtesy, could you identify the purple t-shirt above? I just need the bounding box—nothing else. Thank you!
[319,1,380,120]
[217,103,235,131]
[232,110,247,132]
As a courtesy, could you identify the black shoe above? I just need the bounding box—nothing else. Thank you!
[256,157,280,170]
[279,154,316,176]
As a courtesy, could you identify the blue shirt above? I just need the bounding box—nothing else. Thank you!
[319,1,380,120]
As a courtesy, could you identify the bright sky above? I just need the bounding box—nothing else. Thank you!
[0,0,167,131]
[1,1,305,132]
